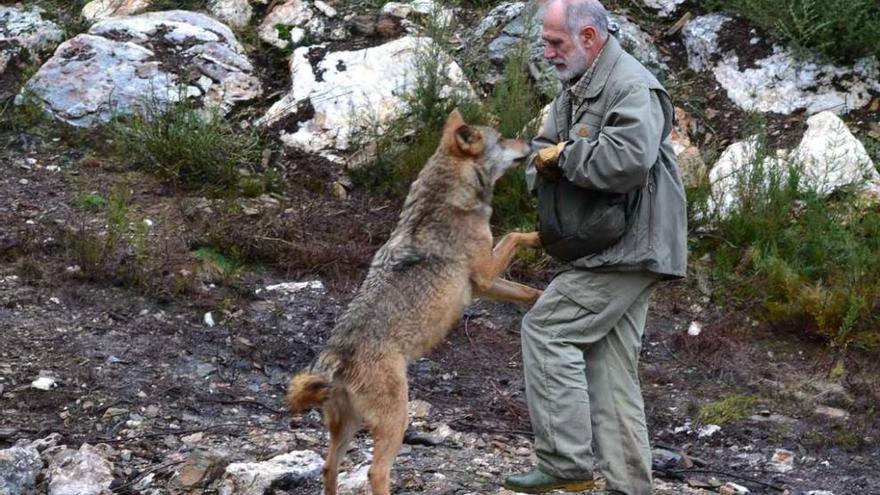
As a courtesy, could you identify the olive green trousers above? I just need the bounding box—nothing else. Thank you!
[521,269,658,495]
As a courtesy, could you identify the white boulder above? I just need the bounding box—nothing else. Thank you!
[0,6,64,56]
[46,444,115,495]
[0,444,42,495]
[82,0,152,21]
[19,10,261,127]
[682,14,880,115]
[258,0,325,49]
[209,0,253,28]
[217,450,323,495]
[642,0,686,17]
[258,36,471,160]
[709,111,879,216]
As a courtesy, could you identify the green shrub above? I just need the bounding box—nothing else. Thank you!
[706,0,880,63]
[697,395,759,426]
[110,98,260,192]
[698,119,880,349]
[74,193,108,210]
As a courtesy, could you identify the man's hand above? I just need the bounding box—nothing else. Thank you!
[534,142,566,181]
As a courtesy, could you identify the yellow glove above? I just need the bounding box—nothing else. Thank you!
[534,142,567,180]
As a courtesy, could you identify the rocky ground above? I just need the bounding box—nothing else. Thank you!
[2,0,879,494]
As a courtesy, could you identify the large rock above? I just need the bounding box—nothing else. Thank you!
[0,444,42,495]
[258,36,471,160]
[209,0,253,28]
[19,10,261,127]
[0,6,64,98]
[642,0,685,17]
[482,2,667,99]
[709,111,879,215]
[682,14,880,115]
[217,450,323,495]
[46,444,114,495]
[81,0,152,21]
[258,0,326,49]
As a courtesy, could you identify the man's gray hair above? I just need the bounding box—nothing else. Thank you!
[550,0,610,39]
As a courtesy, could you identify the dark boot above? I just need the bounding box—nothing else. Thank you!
[503,468,598,493]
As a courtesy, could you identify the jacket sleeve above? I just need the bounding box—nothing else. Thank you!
[558,84,665,193]
[525,101,560,193]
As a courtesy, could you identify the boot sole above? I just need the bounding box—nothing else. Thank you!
[502,480,598,493]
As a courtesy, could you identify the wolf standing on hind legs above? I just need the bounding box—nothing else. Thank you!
[287,109,544,495]
[503,0,688,494]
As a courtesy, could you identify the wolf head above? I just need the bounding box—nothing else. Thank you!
[440,108,531,188]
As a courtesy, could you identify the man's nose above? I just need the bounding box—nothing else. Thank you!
[544,44,554,60]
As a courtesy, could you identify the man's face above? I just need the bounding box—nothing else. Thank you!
[542,4,590,82]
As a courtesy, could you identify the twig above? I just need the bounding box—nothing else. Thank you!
[667,468,786,492]
[111,460,185,494]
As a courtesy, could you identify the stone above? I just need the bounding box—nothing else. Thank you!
[209,0,254,28]
[814,405,849,420]
[256,280,325,296]
[792,111,879,196]
[642,0,686,17]
[0,6,64,99]
[19,10,261,127]
[0,6,64,57]
[720,482,750,494]
[258,0,324,49]
[682,14,880,115]
[767,448,795,473]
[31,376,56,390]
[472,2,525,39]
[408,399,432,419]
[697,424,721,438]
[258,36,471,160]
[46,444,114,495]
[670,107,706,188]
[0,444,42,495]
[217,450,323,495]
[178,448,230,489]
[81,0,152,21]
[336,463,370,494]
[709,111,879,216]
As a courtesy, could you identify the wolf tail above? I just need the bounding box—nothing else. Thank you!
[287,371,333,413]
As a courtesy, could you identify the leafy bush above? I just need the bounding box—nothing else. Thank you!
[111,98,261,192]
[697,394,759,426]
[706,0,880,63]
[697,122,880,349]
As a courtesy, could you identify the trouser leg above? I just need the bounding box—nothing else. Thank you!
[520,270,657,493]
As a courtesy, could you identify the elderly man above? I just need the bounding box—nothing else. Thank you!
[503,0,687,494]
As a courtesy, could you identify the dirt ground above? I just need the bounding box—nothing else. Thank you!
[2,120,879,494]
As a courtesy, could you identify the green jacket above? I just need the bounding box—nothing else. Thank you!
[526,36,687,279]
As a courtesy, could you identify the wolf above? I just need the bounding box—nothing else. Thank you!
[287,109,543,495]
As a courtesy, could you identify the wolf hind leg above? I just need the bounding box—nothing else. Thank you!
[357,358,408,495]
[322,399,360,495]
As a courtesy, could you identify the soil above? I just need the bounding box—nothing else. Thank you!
[1,2,879,495]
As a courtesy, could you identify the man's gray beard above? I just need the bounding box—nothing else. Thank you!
[556,42,590,82]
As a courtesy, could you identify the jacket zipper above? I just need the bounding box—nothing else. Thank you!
[647,174,656,250]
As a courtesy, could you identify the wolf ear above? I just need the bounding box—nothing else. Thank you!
[442,108,484,157]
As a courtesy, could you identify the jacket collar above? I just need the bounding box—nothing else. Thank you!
[566,35,624,104]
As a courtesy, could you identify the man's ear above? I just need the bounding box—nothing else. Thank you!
[580,25,597,48]
[442,108,484,157]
